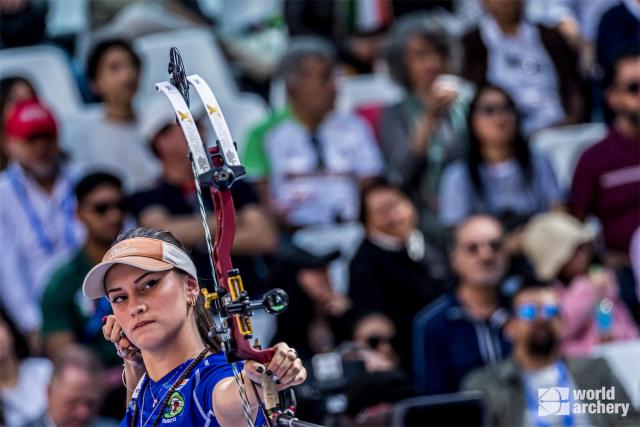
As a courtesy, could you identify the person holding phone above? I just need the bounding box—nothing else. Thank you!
[84,227,306,427]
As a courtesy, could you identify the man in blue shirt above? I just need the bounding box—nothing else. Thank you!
[413,215,511,395]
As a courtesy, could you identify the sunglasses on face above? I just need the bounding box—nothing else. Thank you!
[365,335,394,349]
[91,200,127,215]
[460,238,503,255]
[516,303,560,321]
[620,81,640,95]
[475,103,514,116]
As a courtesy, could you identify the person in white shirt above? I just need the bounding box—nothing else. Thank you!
[243,37,384,229]
[0,314,52,427]
[0,99,84,343]
[63,38,160,193]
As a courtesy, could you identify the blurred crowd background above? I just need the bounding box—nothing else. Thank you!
[0,0,639,426]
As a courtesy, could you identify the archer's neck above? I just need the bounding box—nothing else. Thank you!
[142,320,205,381]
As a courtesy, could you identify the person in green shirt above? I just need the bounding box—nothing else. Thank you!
[41,172,126,368]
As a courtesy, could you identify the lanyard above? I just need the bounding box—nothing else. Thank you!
[524,361,574,427]
[7,166,77,254]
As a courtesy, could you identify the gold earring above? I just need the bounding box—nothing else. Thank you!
[190,297,197,307]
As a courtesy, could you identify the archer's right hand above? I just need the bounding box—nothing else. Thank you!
[102,315,143,365]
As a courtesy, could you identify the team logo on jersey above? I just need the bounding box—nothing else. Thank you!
[163,392,185,419]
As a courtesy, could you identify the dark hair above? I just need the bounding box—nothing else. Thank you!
[384,15,450,90]
[465,84,532,198]
[50,344,104,384]
[358,177,410,226]
[510,275,552,309]
[278,36,336,85]
[603,46,640,90]
[112,228,221,352]
[0,76,36,117]
[87,38,141,82]
[74,172,122,204]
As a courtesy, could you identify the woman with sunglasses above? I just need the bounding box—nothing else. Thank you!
[83,227,306,427]
[439,84,564,250]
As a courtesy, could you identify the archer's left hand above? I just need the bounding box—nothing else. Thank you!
[243,342,307,391]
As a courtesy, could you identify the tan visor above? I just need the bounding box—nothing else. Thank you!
[82,237,198,299]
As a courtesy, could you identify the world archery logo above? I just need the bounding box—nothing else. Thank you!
[163,391,185,419]
[538,387,571,416]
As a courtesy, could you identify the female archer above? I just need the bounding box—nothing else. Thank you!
[83,227,306,427]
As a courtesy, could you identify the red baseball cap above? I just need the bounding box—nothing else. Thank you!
[4,99,57,140]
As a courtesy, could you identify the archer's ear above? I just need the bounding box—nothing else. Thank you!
[184,275,200,297]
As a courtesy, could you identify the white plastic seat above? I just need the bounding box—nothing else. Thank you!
[133,28,238,103]
[269,72,404,112]
[530,123,607,191]
[0,45,83,117]
[335,73,404,112]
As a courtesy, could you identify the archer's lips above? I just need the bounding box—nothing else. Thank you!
[133,320,155,331]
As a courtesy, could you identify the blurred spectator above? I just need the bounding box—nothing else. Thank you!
[596,0,640,77]
[344,313,416,420]
[0,314,52,426]
[91,0,211,41]
[129,100,278,285]
[462,0,584,136]
[522,213,638,357]
[0,0,48,48]
[64,38,160,193]
[284,0,393,74]
[380,15,472,249]
[348,179,446,373]
[41,173,125,366]
[269,246,348,357]
[0,99,84,341]
[0,76,37,170]
[439,84,563,237]
[23,345,116,427]
[243,37,383,229]
[413,215,511,395]
[463,281,639,426]
[570,48,640,260]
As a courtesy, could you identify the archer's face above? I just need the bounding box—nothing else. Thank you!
[104,265,194,351]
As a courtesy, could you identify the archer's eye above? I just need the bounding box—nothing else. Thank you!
[111,295,126,304]
[143,280,159,290]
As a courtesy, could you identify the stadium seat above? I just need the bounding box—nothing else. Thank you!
[0,45,84,118]
[530,123,607,191]
[269,72,404,112]
[46,0,89,37]
[133,28,238,103]
[335,73,404,112]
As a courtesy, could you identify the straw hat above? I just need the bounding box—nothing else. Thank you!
[522,212,596,280]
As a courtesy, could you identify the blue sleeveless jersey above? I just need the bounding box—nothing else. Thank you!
[121,352,265,426]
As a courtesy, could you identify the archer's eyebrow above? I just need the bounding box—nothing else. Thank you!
[134,271,156,284]
[106,287,123,296]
